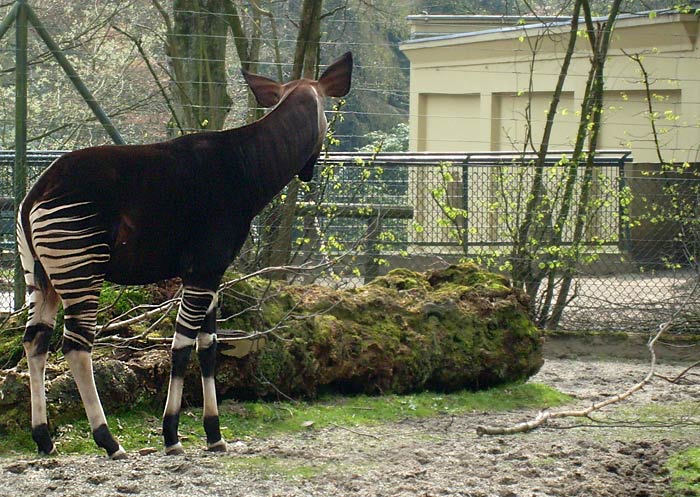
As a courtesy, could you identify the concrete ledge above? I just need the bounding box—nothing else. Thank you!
[544,330,700,363]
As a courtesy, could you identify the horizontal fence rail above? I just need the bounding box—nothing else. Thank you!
[2,149,700,333]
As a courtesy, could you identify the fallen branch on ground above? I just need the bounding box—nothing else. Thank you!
[475,311,674,436]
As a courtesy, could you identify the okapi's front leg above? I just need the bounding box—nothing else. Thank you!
[163,286,222,454]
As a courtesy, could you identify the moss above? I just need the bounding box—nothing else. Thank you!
[427,263,510,293]
[667,447,700,496]
[0,329,24,368]
[0,264,543,422]
[0,369,31,433]
[212,263,543,399]
[368,267,430,291]
[98,283,151,319]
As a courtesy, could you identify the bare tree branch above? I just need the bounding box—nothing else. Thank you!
[476,277,699,436]
[475,313,672,436]
[112,25,184,133]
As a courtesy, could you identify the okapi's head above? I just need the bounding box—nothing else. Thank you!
[242,52,353,182]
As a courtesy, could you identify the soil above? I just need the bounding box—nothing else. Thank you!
[1,357,699,497]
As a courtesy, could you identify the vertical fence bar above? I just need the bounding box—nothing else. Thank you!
[13,0,27,310]
[618,153,632,254]
[461,156,470,256]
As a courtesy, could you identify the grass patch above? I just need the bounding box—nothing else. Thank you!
[209,382,570,441]
[0,382,570,457]
[223,456,334,480]
[667,447,700,496]
[604,401,700,430]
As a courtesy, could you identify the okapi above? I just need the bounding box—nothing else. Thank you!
[17,52,353,458]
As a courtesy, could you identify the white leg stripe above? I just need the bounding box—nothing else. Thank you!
[164,377,184,416]
[202,377,218,418]
[64,351,108,430]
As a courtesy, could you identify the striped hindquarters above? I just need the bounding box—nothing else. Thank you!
[26,197,110,351]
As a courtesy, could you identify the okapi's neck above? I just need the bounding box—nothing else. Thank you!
[223,85,325,213]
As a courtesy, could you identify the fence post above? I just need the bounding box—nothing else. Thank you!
[618,152,632,254]
[461,156,470,256]
[13,0,27,310]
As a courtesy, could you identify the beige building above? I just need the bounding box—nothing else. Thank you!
[400,11,700,164]
[399,11,700,252]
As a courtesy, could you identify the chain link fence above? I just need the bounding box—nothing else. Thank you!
[2,150,698,333]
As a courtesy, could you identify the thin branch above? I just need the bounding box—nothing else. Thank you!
[94,255,353,340]
[95,297,180,335]
[330,422,381,440]
[476,280,696,436]
[654,360,700,384]
[111,25,184,133]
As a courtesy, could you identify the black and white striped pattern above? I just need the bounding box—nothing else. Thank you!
[175,287,217,337]
[19,196,125,458]
[163,287,224,454]
[28,197,109,352]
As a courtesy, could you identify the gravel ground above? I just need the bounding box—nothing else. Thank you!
[1,357,699,497]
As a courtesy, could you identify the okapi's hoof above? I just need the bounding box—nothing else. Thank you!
[109,446,128,460]
[38,445,57,457]
[206,439,227,453]
[165,442,185,456]
[32,424,56,456]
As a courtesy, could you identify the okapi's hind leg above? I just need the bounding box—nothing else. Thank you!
[21,268,60,455]
[60,282,126,460]
[198,309,226,452]
[163,286,225,454]
[22,293,59,455]
[18,217,60,455]
[27,197,126,459]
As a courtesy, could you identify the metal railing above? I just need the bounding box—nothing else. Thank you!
[5,149,698,333]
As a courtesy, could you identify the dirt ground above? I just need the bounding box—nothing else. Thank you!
[1,356,699,497]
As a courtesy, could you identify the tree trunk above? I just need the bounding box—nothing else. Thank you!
[166,0,232,132]
[260,0,324,277]
[546,0,624,328]
[508,0,582,317]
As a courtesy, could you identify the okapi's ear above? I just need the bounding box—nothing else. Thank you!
[318,52,353,98]
[242,69,283,108]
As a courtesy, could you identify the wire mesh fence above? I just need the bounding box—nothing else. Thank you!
[2,149,699,333]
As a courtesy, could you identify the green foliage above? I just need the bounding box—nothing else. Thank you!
[359,123,409,153]
[428,155,627,327]
[667,447,700,496]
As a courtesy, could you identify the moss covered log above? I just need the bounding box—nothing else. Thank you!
[211,263,542,400]
[0,263,543,429]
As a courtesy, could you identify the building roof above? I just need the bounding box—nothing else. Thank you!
[401,9,698,49]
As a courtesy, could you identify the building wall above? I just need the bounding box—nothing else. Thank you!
[401,12,700,164]
[400,12,699,251]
